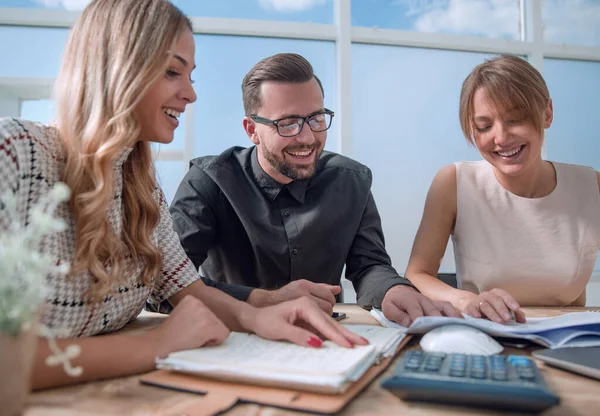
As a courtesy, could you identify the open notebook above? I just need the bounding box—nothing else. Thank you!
[371,309,600,349]
[155,324,405,394]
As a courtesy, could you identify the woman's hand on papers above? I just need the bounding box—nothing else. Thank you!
[382,285,462,326]
[150,295,231,358]
[245,297,369,348]
[458,289,526,324]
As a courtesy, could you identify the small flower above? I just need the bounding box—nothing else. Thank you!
[39,325,83,377]
[0,183,71,334]
[1,182,81,378]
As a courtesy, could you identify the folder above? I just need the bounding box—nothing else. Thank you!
[139,334,411,414]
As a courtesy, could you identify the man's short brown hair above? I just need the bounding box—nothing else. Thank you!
[242,53,324,115]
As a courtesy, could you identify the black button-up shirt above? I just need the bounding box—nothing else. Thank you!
[169,146,412,309]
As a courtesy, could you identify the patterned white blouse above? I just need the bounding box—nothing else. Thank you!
[0,118,199,338]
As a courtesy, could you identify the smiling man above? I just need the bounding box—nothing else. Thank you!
[159,53,459,325]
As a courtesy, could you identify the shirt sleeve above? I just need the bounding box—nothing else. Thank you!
[199,276,254,301]
[0,118,23,233]
[345,190,415,309]
[145,275,255,314]
[149,188,202,304]
[168,164,257,302]
[169,164,218,270]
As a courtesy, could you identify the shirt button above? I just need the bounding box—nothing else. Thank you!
[284,211,290,217]
[292,248,298,254]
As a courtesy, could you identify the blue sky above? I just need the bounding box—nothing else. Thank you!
[2,0,600,45]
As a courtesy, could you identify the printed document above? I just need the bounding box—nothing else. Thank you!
[370,308,600,348]
[156,324,405,393]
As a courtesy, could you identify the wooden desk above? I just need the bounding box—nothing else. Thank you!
[26,306,600,416]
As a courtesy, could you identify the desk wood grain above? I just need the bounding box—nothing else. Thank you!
[25,306,600,416]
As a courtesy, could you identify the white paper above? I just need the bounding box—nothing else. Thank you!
[370,308,600,349]
[156,332,379,390]
[343,324,406,357]
[369,308,407,331]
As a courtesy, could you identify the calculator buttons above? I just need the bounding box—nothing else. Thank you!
[381,351,560,412]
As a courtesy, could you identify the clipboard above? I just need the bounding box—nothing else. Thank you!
[139,335,412,415]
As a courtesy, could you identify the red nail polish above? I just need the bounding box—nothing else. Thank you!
[307,336,322,348]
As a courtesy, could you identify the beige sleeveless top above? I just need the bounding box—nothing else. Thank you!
[452,161,600,306]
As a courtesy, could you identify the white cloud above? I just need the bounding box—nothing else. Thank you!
[35,0,91,11]
[542,0,600,47]
[405,0,600,46]
[410,0,520,39]
[399,0,450,17]
[258,0,326,13]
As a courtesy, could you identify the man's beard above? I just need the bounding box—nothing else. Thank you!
[263,144,321,181]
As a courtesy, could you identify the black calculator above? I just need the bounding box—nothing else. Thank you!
[381,350,560,413]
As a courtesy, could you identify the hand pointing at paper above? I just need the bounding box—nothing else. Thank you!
[169,281,367,350]
[247,297,369,349]
[154,295,365,362]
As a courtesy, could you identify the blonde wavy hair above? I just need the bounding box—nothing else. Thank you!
[54,0,192,299]
[459,54,550,145]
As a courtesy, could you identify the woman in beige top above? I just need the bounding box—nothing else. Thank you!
[406,55,600,324]
[0,0,368,390]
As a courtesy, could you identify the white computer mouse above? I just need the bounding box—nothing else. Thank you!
[419,324,503,356]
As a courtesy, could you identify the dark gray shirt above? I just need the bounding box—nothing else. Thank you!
[168,146,412,309]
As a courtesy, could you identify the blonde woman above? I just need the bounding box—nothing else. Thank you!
[405,55,600,324]
[0,0,366,390]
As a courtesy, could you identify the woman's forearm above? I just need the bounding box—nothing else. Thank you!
[170,280,256,332]
[32,330,159,391]
[407,271,474,310]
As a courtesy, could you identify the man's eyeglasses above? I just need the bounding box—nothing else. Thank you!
[249,109,334,137]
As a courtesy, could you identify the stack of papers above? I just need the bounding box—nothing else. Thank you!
[345,324,407,358]
[370,308,600,349]
[156,324,405,394]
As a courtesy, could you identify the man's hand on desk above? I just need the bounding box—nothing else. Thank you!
[247,279,340,314]
[242,296,368,348]
[382,285,462,327]
[150,295,231,358]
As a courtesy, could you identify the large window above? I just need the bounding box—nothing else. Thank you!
[1,0,334,23]
[0,26,67,77]
[352,45,485,272]
[20,99,53,123]
[351,0,521,40]
[542,0,600,47]
[155,160,186,205]
[544,59,600,168]
[174,0,333,23]
[543,58,600,274]
[1,0,600,303]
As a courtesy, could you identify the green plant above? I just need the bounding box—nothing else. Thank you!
[0,182,82,376]
[0,182,70,334]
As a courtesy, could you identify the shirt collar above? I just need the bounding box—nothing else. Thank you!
[113,147,134,170]
[250,147,309,204]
